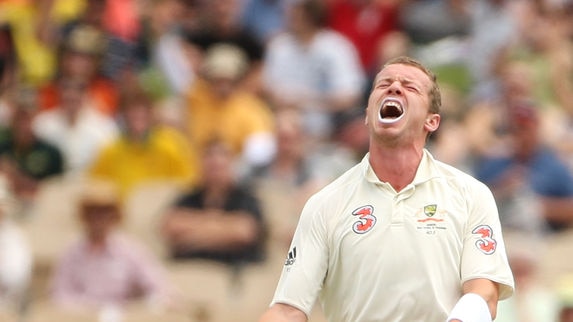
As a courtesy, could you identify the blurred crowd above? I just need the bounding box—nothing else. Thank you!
[0,0,573,321]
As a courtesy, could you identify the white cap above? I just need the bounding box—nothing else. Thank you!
[201,43,248,80]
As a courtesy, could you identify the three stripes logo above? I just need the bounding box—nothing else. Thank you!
[284,246,297,266]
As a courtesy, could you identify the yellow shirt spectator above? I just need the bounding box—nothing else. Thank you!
[89,126,199,200]
[0,0,85,85]
[186,78,275,166]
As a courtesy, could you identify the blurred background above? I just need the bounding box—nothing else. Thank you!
[0,0,573,321]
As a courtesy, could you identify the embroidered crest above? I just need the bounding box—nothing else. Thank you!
[424,204,437,217]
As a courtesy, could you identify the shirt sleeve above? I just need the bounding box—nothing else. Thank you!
[460,181,515,300]
[270,194,329,316]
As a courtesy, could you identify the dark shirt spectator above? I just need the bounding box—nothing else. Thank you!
[183,0,265,93]
[0,105,63,201]
[161,138,266,266]
[168,186,265,264]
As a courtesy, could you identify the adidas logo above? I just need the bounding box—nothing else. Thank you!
[284,246,296,266]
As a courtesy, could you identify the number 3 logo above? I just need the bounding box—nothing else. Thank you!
[352,205,376,234]
[472,225,497,255]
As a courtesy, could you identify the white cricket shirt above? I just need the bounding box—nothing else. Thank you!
[271,150,514,322]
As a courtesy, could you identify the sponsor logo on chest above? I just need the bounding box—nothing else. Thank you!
[415,203,448,235]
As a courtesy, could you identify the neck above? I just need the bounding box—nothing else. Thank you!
[127,130,149,143]
[274,152,301,168]
[14,136,34,151]
[204,183,231,208]
[294,28,318,45]
[368,144,424,192]
[64,108,80,126]
[87,234,108,252]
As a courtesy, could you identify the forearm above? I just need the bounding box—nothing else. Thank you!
[463,278,499,318]
[184,212,260,251]
[164,210,261,252]
[447,278,499,322]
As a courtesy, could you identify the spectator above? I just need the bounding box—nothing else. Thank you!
[39,23,119,117]
[0,0,57,85]
[465,0,521,101]
[88,88,199,200]
[499,2,573,172]
[248,109,325,251]
[327,0,401,76]
[0,23,16,113]
[495,230,560,322]
[241,0,291,44]
[160,138,266,267]
[185,43,276,172]
[399,0,469,46]
[50,179,174,311]
[305,107,370,185]
[426,85,475,173]
[33,77,119,176]
[473,102,573,233]
[148,0,202,97]
[101,0,146,81]
[262,0,365,141]
[0,177,32,314]
[184,0,265,93]
[0,100,64,204]
[318,107,369,164]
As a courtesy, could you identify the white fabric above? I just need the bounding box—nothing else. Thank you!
[33,106,119,174]
[270,150,514,322]
[155,32,195,95]
[447,293,492,322]
[242,132,277,167]
[263,30,365,137]
[0,221,32,301]
[263,30,365,105]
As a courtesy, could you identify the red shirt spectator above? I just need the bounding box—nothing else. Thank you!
[327,0,400,73]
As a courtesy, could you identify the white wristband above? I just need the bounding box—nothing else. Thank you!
[446,293,492,322]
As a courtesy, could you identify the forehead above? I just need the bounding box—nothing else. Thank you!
[376,64,433,87]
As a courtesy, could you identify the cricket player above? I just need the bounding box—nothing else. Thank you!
[259,56,514,322]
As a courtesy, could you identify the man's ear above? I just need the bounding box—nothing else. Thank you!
[424,113,441,133]
[364,107,369,126]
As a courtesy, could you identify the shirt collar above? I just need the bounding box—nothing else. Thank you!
[362,149,441,186]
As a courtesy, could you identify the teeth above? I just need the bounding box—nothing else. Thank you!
[383,101,402,112]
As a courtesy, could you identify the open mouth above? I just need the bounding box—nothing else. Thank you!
[378,98,405,124]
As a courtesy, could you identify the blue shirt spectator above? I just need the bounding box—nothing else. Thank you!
[474,102,573,232]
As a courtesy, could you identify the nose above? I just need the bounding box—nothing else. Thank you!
[386,81,403,95]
